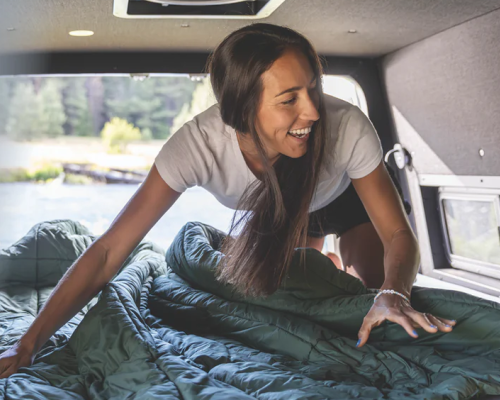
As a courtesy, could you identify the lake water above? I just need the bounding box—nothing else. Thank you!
[0,182,235,252]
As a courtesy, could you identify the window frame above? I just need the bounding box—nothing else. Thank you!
[438,186,500,279]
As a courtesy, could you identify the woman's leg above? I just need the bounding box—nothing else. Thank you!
[338,221,385,289]
[306,163,409,288]
[306,236,324,251]
[306,236,343,270]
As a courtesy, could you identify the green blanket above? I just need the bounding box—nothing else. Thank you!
[1,220,499,399]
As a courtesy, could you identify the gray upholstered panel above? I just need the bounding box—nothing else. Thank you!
[382,8,500,177]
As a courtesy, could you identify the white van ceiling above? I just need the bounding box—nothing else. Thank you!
[1,0,500,56]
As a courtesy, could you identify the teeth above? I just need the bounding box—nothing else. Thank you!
[288,126,311,138]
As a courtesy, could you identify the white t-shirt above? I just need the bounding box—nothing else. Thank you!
[154,94,383,212]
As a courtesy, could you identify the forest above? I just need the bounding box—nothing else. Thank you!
[0,74,215,142]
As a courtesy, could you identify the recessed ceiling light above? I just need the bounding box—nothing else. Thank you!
[69,30,94,37]
[6,27,16,32]
[348,29,357,34]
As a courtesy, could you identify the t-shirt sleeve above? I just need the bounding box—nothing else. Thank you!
[344,106,383,179]
[153,120,213,193]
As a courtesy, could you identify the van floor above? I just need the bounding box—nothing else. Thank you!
[415,273,500,304]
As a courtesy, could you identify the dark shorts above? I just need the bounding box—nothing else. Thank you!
[308,162,412,238]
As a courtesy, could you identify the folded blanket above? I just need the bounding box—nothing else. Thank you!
[1,220,499,399]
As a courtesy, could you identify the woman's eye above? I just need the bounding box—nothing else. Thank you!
[283,97,297,105]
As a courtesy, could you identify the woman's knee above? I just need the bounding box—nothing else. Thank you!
[307,235,343,270]
[339,222,385,289]
[306,235,324,251]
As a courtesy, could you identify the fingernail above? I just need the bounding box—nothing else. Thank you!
[356,339,361,347]
[430,325,437,329]
[445,324,452,328]
[413,330,418,337]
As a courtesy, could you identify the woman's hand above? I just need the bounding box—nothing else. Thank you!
[356,294,457,348]
[0,340,35,379]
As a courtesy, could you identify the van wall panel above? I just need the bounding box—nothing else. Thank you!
[383,8,500,176]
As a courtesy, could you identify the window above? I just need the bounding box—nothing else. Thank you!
[0,74,367,253]
[322,75,368,116]
[439,188,500,278]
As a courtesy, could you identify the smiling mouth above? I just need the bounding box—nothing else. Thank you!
[287,125,312,139]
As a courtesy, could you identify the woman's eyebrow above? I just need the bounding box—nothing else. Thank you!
[274,75,317,98]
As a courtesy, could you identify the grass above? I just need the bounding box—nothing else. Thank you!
[0,162,102,184]
[0,162,62,183]
[0,136,159,183]
[64,174,95,185]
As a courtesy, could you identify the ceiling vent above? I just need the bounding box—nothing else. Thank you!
[113,0,286,19]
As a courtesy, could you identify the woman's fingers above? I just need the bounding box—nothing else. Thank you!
[356,317,374,348]
[0,365,16,379]
[386,312,419,338]
[356,300,457,349]
[404,310,439,333]
[358,312,418,348]
[433,316,456,326]
[404,308,455,333]
[357,314,387,348]
[410,320,420,328]
[0,344,35,379]
[427,314,455,332]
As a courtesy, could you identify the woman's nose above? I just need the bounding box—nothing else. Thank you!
[302,92,320,122]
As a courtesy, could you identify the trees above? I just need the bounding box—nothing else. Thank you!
[101,117,142,154]
[103,76,197,140]
[0,79,13,135]
[171,77,216,134]
[39,79,66,138]
[5,82,43,141]
[5,79,66,140]
[1,75,202,141]
[61,78,93,137]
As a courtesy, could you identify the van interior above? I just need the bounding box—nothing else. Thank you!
[1,1,500,399]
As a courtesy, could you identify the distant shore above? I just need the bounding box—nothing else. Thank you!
[0,136,165,183]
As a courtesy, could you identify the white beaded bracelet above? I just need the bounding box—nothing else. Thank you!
[374,289,410,304]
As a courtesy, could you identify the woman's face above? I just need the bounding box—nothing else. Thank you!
[255,49,320,161]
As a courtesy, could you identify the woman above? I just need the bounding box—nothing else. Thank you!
[0,23,455,378]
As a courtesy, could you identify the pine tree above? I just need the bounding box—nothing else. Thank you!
[103,76,198,140]
[152,76,199,139]
[171,77,217,134]
[86,76,105,136]
[39,79,66,138]
[62,78,93,136]
[5,82,43,141]
[0,78,14,135]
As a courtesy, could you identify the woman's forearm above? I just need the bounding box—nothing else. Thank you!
[18,239,113,355]
[380,229,420,298]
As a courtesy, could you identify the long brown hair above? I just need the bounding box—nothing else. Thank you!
[207,23,330,297]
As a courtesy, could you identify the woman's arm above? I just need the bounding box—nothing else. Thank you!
[351,161,455,347]
[351,161,418,297]
[0,164,181,378]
